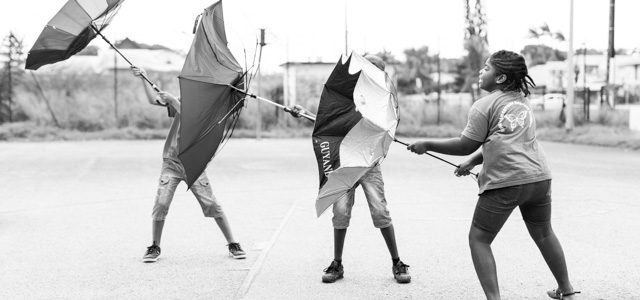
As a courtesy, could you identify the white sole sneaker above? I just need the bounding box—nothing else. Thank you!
[142,257,159,263]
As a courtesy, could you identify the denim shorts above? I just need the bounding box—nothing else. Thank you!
[472,179,552,234]
[332,166,393,229]
[151,160,225,221]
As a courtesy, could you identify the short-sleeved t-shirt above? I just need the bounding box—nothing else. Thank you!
[163,114,179,160]
[161,106,185,178]
[461,90,551,194]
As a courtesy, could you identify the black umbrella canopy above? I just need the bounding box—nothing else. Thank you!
[312,55,362,187]
[178,1,244,188]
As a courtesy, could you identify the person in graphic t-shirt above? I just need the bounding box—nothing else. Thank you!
[408,50,579,300]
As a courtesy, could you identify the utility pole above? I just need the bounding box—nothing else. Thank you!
[29,72,60,127]
[113,50,118,126]
[6,33,15,123]
[604,0,615,107]
[344,0,348,56]
[436,53,441,125]
[256,28,266,140]
[582,43,589,121]
[565,0,575,130]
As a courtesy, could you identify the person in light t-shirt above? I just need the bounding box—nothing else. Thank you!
[130,66,245,263]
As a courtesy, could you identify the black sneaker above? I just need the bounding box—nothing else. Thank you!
[392,260,411,283]
[143,243,161,263]
[322,260,344,283]
[228,242,246,259]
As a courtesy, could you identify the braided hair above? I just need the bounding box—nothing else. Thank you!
[489,50,536,96]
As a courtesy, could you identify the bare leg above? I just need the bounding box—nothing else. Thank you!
[469,225,500,300]
[334,228,347,261]
[152,220,165,246]
[214,215,236,244]
[526,223,574,295]
[380,225,399,259]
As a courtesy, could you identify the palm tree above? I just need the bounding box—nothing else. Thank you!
[522,23,567,66]
[527,23,565,42]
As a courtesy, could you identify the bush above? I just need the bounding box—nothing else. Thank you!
[395,93,470,137]
[537,125,640,150]
[593,108,629,127]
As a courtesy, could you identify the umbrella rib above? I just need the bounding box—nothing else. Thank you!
[43,24,76,37]
[96,4,122,29]
[200,19,238,73]
[71,0,94,23]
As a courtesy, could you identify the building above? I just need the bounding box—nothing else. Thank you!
[528,54,640,93]
[281,60,399,112]
[281,61,334,111]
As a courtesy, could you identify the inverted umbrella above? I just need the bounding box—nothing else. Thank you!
[26,0,159,90]
[177,1,245,188]
[312,52,399,217]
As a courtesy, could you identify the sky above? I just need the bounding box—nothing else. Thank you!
[1,0,639,73]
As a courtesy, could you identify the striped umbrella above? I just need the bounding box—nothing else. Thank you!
[312,52,399,217]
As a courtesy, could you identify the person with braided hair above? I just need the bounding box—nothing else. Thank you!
[408,50,578,299]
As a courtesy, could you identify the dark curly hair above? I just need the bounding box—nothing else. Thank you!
[489,50,536,96]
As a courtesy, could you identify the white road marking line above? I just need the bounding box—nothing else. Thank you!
[234,198,299,299]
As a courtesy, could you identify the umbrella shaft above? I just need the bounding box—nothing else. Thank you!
[393,138,478,177]
[228,85,285,109]
[90,24,159,92]
[228,85,315,121]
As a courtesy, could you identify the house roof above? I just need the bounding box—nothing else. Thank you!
[31,48,185,74]
[280,61,335,67]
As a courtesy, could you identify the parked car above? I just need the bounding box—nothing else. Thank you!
[529,94,545,110]
[543,93,566,110]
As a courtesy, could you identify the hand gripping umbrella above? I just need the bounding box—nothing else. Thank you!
[177,1,245,188]
[26,0,159,91]
[312,52,399,217]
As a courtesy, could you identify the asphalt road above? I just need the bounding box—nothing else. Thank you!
[1,139,638,299]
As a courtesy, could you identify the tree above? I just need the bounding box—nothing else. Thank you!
[520,44,566,67]
[373,49,401,65]
[462,0,489,101]
[527,23,565,42]
[0,32,25,123]
[395,46,435,94]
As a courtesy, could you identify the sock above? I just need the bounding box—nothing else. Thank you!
[392,257,400,265]
[334,259,342,265]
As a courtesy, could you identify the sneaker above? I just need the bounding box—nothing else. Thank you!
[142,243,161,263]
[322,260,344,283]
[547,288,581,299]
[392,260,411,283]
[228,242,246,259]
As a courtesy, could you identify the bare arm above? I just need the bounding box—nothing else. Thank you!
[455,150,483,176]
[407,135,482,156]
[158,92,180,112]
[130,66,165,106]
[467,150,483,165]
